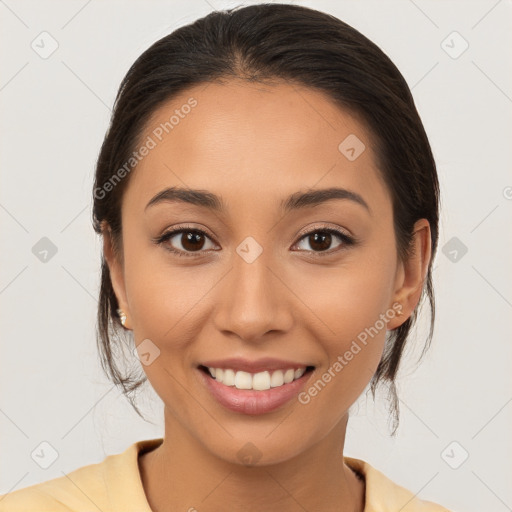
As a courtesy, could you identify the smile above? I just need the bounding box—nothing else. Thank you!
[201,366,312,390]
[197,365,315,415]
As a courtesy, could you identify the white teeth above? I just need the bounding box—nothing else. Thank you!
[283,368,295,383]
[234,371,252,390]
[223,368,235,386]
[270,370,284,387]
[252,371,271,391]
[205,366,309,391]
[294,368,306,379]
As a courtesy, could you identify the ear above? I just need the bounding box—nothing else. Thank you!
[101,221,133,330]
[387,219,432,330]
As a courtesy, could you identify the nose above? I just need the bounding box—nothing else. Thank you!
[212,244,293,343]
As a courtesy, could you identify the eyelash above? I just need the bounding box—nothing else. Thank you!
[153,224,357,258]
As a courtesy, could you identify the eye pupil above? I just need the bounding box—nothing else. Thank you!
[309,232,331,251]
[182,231,205,251]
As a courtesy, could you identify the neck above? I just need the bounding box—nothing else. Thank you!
[139,409,365,512]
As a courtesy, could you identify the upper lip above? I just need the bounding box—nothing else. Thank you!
[199,357,313,373]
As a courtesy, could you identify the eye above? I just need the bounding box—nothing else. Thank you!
[153,224,357,258]
[153,225,217,257]
[293,227,355,254]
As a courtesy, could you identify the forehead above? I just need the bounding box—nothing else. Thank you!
[123,79,389,215]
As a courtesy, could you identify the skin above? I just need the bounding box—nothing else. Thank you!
[102,79,431,512]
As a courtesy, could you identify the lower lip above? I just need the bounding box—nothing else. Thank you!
[198,368,313,415]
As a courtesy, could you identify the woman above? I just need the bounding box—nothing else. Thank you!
[0,3,454,511]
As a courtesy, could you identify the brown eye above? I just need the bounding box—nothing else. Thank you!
[180,231,207,251]
[294,228,354,254]
[306,232,333,252]
[156,227,217,257]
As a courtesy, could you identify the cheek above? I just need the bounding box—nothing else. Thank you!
[290,245,397,406]
[293,266,393,433]
[123,234,214,343]
[291,247,397,343]
[122,250,210,410]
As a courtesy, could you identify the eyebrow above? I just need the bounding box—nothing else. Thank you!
[145,186,370,214]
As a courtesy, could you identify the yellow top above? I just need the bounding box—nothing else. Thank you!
[0,438,453,511]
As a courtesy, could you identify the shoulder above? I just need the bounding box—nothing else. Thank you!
[0,453,112,512]
[344,456,455,512]
[0,484,75,512]
[0,438,162,512]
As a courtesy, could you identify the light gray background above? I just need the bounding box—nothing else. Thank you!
[1,1,511,511]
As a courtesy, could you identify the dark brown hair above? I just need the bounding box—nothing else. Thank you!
[91,3,440,435]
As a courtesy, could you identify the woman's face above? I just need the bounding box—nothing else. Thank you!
[106,79,418,464]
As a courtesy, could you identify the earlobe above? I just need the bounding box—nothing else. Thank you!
[388,219,431,330]
[117,308,129,328]
[101,222,132,330]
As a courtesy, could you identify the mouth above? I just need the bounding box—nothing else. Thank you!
[196,364,315,415]
[198,364,315,391]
